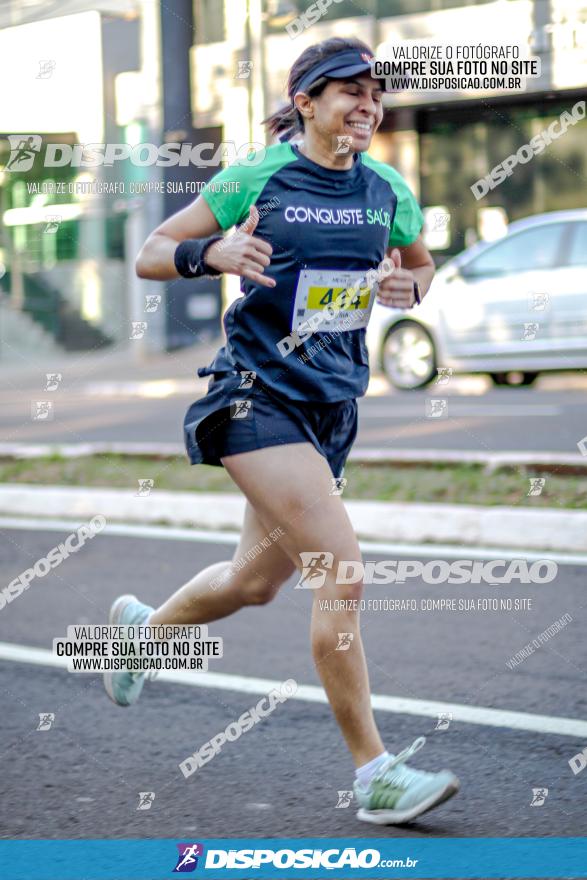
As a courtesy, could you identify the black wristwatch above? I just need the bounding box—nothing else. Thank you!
[412,280,422,306]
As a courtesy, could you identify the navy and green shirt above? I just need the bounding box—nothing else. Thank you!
[199,141,423,402]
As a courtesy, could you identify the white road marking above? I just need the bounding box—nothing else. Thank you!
[2,516,587,565]
[0,640,585,738]
[365,375,493,396]
[82,379,204,398]
[359,405,561,418]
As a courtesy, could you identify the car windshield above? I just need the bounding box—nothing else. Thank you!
[461,223,564,275]
[566,222,587,265]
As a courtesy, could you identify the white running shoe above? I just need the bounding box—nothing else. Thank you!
[354,737,460,824]
[103,594,154,707]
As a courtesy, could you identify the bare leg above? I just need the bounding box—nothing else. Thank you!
[149,501,295,625]
[222,442,384,767]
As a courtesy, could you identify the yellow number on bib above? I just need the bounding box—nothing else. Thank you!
[308,286,371,311]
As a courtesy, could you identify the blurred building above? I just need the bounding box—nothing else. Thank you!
[0,0,221,358]
[1,0,585,356]
[193,0,587,264]
[0,2,150,356]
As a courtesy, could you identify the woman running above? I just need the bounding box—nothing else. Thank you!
[104,36,460,825]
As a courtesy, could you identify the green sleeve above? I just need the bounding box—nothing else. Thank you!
[200,143,296,230]
[361,154,424,247]
[387,172,424,247]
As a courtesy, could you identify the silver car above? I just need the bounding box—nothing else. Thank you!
[367,209,587,389]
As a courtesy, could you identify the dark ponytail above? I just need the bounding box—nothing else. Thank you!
[262,36,374,142]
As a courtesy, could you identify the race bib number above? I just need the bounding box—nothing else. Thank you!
[291,269,377,334]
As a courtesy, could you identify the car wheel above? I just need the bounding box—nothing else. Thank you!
[490,371,539,387]
[382,321,437,390]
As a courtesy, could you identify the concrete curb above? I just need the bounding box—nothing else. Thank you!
[1,443,587,474]
[0,442,186,459]
[1,484,587,552]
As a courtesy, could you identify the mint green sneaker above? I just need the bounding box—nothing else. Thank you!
[354,737,460,824]
[103,594,154,707]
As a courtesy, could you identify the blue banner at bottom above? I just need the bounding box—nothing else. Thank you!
[0,838,586,879]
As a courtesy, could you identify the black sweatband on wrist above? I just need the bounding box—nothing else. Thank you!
[174,235,223,278]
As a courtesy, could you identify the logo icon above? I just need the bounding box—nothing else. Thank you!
[295,552,334,589]
[37,713,55,731]
[530,787,548,806]
[173,843,204,873]
[334,135,353,155]
[130,321,148,340]
[521,322,539,341]
[527,477,546,497]
[431,211,451,231]
[45,372,62,391]
[426,398,448,419]
[6,134,42,172]
[336,632,354,651]
[43,215,62,234]
[230,399,252,419]
[136,479,154,497]
[37,60,56,79]
[238,370,256,389]
[236,61,253,79]
[335,790,354,808]
[32,401,54,421]
[435,367,453,386]
[529,293,549,311]
[360,53,373,63]
[137,791,155,810]
[329,476,347,496]
[145,294,162,313]
[435,712,452,731]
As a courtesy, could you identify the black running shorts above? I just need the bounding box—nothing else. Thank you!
[183,369,358,479]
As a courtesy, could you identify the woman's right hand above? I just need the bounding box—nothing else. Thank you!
[204,206,276,288]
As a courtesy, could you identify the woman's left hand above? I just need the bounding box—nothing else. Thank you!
[376,248,416,309]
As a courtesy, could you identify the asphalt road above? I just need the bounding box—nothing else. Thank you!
[2,371,587,454]
[1,524,586,841]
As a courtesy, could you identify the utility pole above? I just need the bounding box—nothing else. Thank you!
[130,0,165,359]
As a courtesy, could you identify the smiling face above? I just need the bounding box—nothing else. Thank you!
[296,72,384,156]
